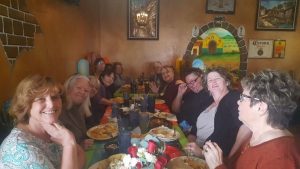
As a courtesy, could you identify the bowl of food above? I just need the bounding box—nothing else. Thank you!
[104,141,119,157]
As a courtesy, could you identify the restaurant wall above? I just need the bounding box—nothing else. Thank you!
[99,0,300,80]
[0,0,101,107]
[0,0,299,108]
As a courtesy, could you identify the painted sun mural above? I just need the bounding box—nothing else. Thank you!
[191,27,240,82]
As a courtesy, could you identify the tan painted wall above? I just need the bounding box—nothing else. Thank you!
[99,0,300,79]
[0,0,299,107]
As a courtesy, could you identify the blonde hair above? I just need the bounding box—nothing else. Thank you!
[88,75,100,90]
[9,75,63,124]
[63,74,91,117]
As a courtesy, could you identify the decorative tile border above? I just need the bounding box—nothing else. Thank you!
[183,17,248,77]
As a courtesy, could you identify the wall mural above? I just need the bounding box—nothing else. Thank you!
[0,0,41,66]
[183,17,248,87]
[191,27,240,71]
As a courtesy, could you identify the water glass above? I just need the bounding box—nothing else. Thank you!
[139,112,150,134]
[123,92,130,107]
[147,95,155,113]
[129,109,139,129]
[118,130,131,153]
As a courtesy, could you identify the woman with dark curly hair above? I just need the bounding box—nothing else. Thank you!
[185,67,246,157]
[202,69,300,169]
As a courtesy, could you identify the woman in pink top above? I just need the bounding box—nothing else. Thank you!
[202,69,300,169]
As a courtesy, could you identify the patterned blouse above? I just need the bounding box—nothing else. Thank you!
[0,128,62,169]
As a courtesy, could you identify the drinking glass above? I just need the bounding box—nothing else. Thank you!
[139,112,150,134]
[118,130,131,153]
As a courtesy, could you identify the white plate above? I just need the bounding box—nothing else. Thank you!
[149,126,180,142]
[88,154,126,169]
[87,123,118,140]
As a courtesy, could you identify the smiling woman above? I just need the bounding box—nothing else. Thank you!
[0,75,85,169]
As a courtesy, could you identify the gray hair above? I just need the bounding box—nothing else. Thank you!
[64,74,91,117]
[241,69,300,129]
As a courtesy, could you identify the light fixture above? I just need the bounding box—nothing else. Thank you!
[136,10,148,26]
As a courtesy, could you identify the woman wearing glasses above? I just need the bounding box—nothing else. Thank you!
[186,67,244,157]
[202,69,300,169]
[172,68,213,141]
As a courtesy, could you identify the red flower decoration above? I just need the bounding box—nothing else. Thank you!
[136,162,142,169]
[147,140,157,154]
[155,155,168,169]
[128,146,138,158]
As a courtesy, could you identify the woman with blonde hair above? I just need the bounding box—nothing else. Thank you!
[0,75,84,169]
[59,74,93,149]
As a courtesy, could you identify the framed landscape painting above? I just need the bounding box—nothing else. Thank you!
[256,0,298,31]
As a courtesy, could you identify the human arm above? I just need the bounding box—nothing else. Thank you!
[184,142,204,157]
[149,81,159,94]
[171,83,187,113]
[187,134,197,142]
[42,123,84,169]
[81,138,94,150]
[228,124,252,158]
[101,97,114,106]
[203,141,225,169]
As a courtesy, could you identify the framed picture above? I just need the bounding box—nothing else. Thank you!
[256,0,298,31]
[248,39,274,59]
[127,0,159,40]
[206,0,236,14]
[273,40,286,58]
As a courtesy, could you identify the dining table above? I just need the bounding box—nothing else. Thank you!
[84,94,188,169]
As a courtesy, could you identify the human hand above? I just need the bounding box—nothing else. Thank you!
[149,81,159,93]
[177,83,188,96]
[203,141,223,169]
[187,134,197,142]
[184,142,203,157]
[82,139,94,150]
[42,122,76,147]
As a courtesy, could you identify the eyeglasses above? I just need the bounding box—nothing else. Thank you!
[240,93,260,102]
[207,77,222,84]
[186,77,199,87]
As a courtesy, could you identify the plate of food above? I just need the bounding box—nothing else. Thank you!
[166,156,208,169]
[149,126,180,142]
[87,123,118,141]
[153,112,177,121]
[88,153,126,169]
[111,97,124,104]
[149,117,172,129]
[155,99,165,104]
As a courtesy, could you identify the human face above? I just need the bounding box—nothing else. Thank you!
[207,71,228,97]
[115,65,123,75]
[96,61,105,73]
[102,73,114,87]
[69,78,90,105]
[185,74,202,93]
[30,93,62,125]
[237,90,259,125]
[161,67,174,83]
